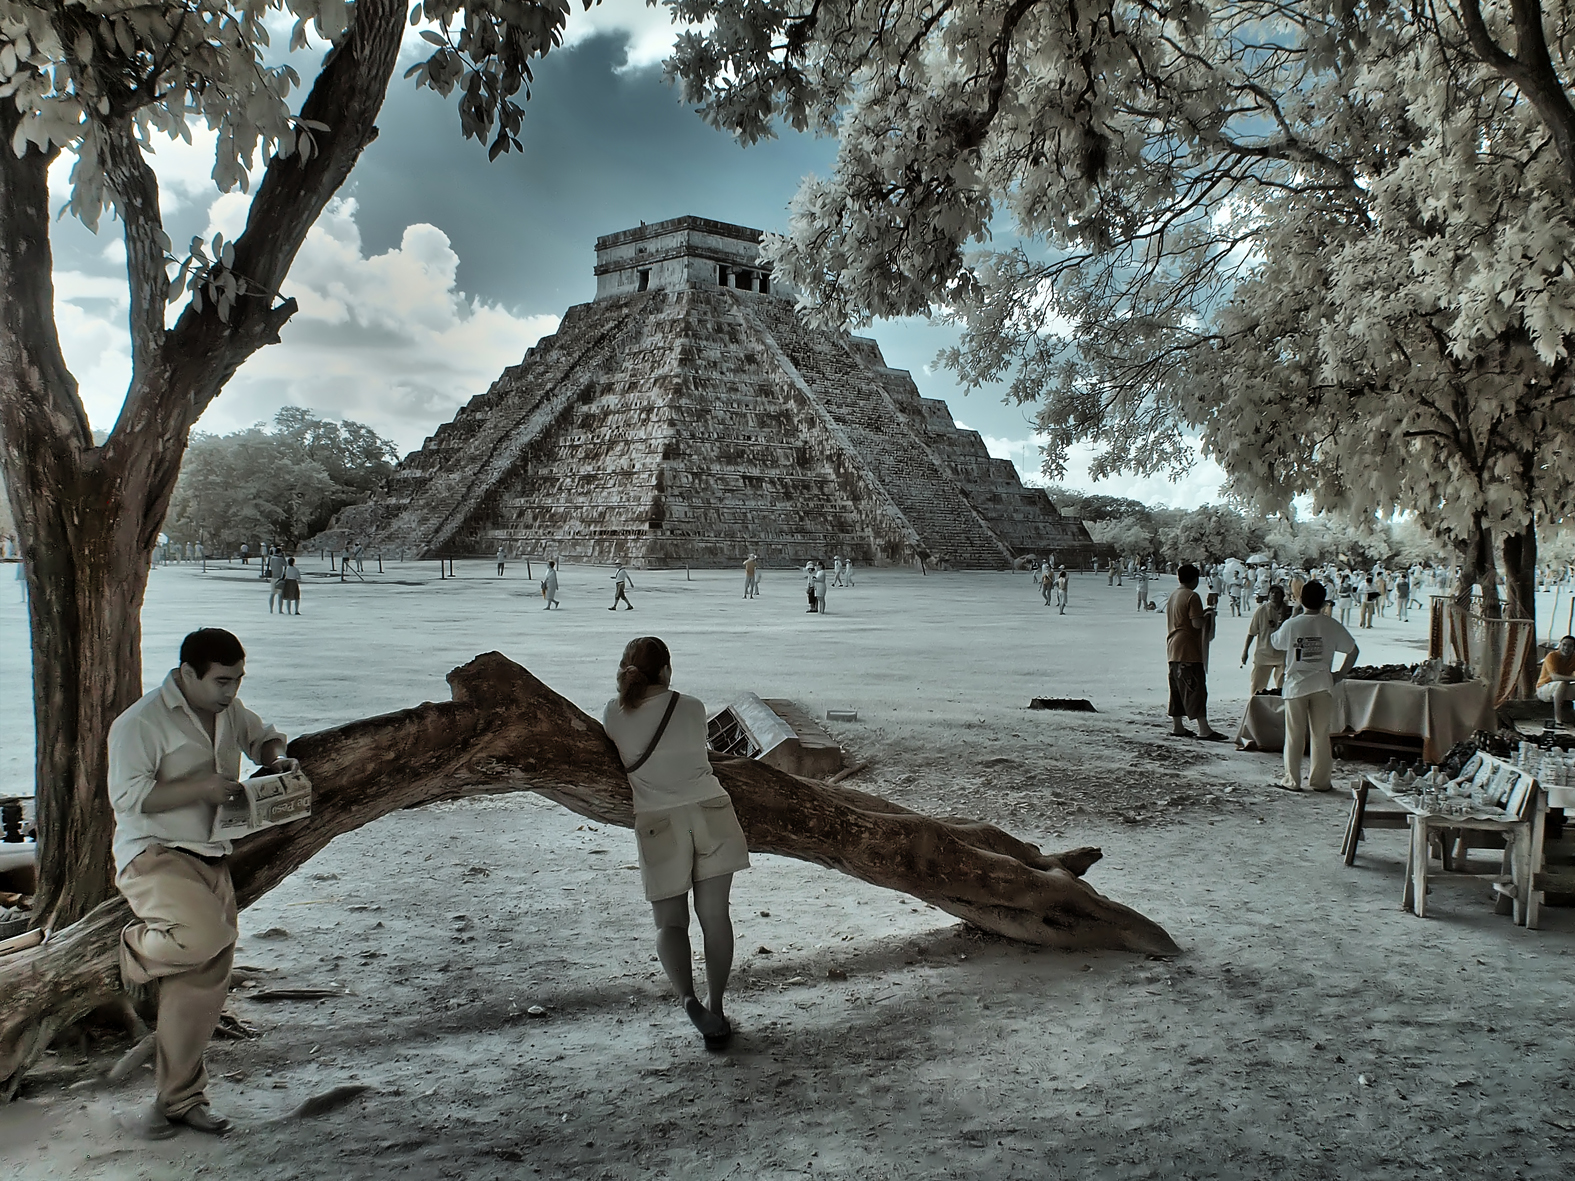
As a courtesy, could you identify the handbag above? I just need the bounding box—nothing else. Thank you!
[623,691,679,774]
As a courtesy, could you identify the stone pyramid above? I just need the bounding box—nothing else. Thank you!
[329,217,1094,569]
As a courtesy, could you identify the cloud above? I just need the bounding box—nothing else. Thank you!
[969,429,1231,509]
[562,0,685,70]
[199,200,558,451]
[54,198,555,453]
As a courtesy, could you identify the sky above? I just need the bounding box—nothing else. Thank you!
[46,1,1228,509]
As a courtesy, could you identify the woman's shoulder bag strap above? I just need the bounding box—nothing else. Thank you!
[624,691,680,774]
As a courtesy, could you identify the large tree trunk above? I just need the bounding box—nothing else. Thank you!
[0,122,123,928]
[1455,512,1501,616]
[1501,522,1539,697]
[0,653,1178,1098]
[0,0,408,928]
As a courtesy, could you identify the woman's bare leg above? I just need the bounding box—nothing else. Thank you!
[649,894,694,1001]
[691,874,734,1017]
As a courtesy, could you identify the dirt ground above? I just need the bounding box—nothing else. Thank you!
[1,561,1571,1180]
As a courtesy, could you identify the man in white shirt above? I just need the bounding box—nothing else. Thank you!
[543,559,560,608]
[109,628,294,1138]
[1271,582,1359,792]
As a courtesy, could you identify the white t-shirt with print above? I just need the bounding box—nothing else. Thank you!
[1270,614,1357,700]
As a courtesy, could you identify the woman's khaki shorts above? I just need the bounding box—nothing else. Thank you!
[634,796,750,902]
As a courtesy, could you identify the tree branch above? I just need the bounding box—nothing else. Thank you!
[116,0,407,445]
[1458,0,1575,187]
[98,119,168,388]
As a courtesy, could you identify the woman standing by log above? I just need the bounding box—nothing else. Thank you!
[602,638,749,1049]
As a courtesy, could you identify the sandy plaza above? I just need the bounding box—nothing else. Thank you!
[1,559,1569,1180]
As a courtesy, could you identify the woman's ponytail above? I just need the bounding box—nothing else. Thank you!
[616,636,671,710]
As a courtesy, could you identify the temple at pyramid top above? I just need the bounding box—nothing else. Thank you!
[594,216,783,299]
[318,218,1095,569]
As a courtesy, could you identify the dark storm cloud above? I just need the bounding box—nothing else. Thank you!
[340,33,836,314]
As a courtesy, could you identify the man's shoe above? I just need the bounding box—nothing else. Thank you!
[127,1104,179,1140]
[170,1105,231,1135]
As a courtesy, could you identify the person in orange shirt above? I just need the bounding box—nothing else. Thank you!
[1537,636,1575,729]
[1165,564,1227,740]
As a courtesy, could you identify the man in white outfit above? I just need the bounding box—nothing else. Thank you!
[543,560,560,609]
[1271,582,1359,792]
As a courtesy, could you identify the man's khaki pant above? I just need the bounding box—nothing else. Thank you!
[118,846,238,1117]
[1283,690,1336,791]
[1249,662,1285,695]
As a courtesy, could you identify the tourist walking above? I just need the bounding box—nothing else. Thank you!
[603,637,749,1050]
[1136,565,1151,611]
[279,559,301,614]
[1395,570,1411,622]
[1055,566,1069,615]
[108,628,296,1138]
[832,556,845,587]
[1039,561,1054,607]
[1271,582,1359,792]
[1241,586,1292,694]
[742,554,758,599]
[266,553,284,615]
[1166,564,1226,741]
[1337,574,1355,626]
[496,547,507,576]
[1227,571,1244,617]
[239,542,249,565]
[843,556,855,587]
[543,560,560,609]
[812,562,828,613]
[1357,573,1376,628]
[803,562,817,611]
[610,563,634,610]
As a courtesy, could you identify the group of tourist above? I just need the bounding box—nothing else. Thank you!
[740,554,857,613]
[1032,560,1072,613]
[107,627,748,1139]
[1165,566,1360,792]
[259,546,302,614]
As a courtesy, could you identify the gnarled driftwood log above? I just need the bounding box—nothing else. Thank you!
[0,653,1177,1097]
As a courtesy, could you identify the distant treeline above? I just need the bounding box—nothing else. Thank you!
[1042,487,1575,571]
[162,408,400,553]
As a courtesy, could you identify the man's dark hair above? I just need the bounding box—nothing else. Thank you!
[1177,563,1200,587]
[180,629,245,677]
[1301,581,1328,611]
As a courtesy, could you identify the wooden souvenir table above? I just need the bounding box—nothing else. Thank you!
[1343,754,1547,927]
[1235,678,1496,765]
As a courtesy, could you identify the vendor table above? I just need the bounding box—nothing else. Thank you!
[1234,678,1496,765]
[1346,762,1546,927]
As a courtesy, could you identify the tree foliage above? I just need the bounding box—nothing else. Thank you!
[664,0,1575,616]
[163,408,398,551]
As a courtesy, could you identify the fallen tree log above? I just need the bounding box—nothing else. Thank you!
[0,653,1178,1097]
